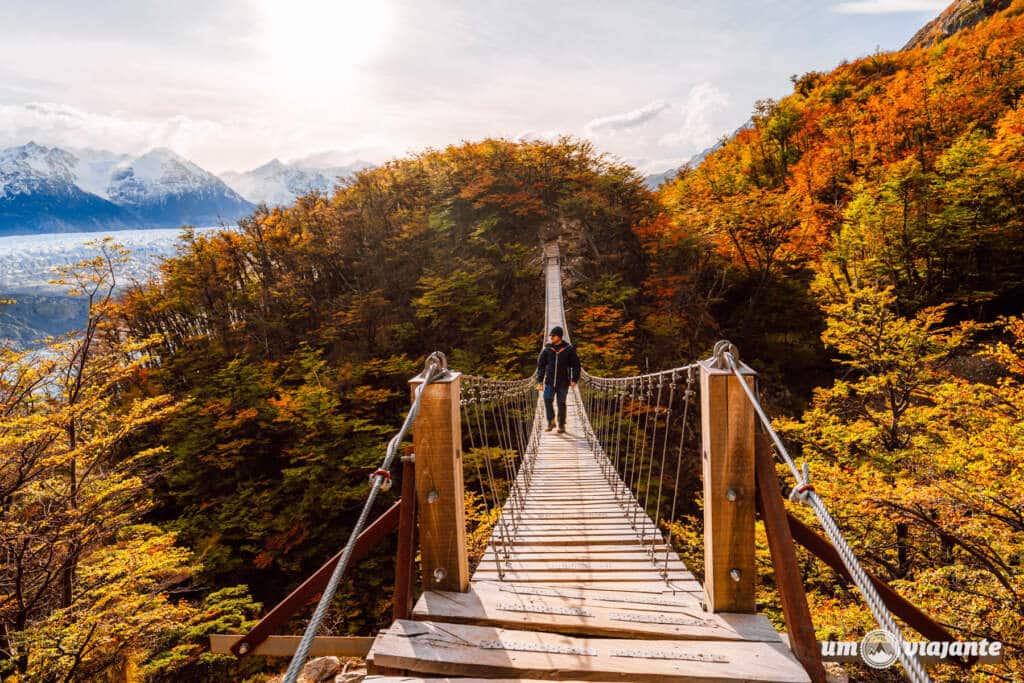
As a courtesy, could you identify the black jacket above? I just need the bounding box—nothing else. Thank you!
[536,341,581,387]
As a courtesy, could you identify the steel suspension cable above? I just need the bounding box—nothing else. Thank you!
[663,366,695,576]
[721,349,930,683]
[282,352,448,683]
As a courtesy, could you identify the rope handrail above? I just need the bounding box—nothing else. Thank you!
[461,374,536,406]
[462,374,536,388]
[459,370,541,579]
[722,350,931,683]
[580,362,698,386]
[576,363,699,582]
[281,351,450,683]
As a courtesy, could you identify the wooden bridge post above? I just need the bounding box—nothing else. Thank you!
[409,363,469,594]
[699,342,757,613]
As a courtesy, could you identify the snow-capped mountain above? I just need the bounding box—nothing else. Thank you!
[0,142,254,236]
[221,157,373,206]
[106,148,253,226]
[0,142,137,234]
[69,147,131,198]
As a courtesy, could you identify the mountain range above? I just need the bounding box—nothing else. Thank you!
[221,156,372,208]
[643,143,720,190]
[0,142,373,236]
[643,122,755,190]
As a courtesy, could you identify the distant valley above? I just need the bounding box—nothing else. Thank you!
[0,226,227,347]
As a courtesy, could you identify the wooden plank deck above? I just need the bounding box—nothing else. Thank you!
[370,620,809,683]
[365,243,810,682]
[367,385,810,680]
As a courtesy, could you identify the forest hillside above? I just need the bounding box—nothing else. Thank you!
[2,1,1024,680]
[648,1,1024,680]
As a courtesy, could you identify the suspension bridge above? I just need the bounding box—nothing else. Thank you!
[212,241,966,682]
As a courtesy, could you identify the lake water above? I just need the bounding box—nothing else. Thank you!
[0,226,225,292]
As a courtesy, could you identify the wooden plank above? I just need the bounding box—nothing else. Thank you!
[210,634,373,658]
[475,579,699,594]
[490,536,657,546]
[523,581,701,593]
[366,678,624,683]
[494,524,650,534]
[479,555,689,571]
[505,524,663,532]
[477,559,688,572]
[492,528,653,537]
[516,503,633,508]
[475,563,679,574]
[499,526,658,536]
[411,369,469,593]
[473,581,703,603]
[501,527,663,538]
[492,534,655,543]
[483,544,675,556]
[480,550,667,557]
[412,583,782,642]
[470,581,702,612]
[369,620,811,682]
[471,571,694,585]
[755,436,826,683]
[699,354,756,613]
[505,519,653,527]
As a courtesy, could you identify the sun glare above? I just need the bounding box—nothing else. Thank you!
[257,0,393,92]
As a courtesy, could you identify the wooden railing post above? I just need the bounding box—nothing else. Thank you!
[755,435,827,682]
[699,341,757,613]
[392,456,417,620]
[409,363,469,593]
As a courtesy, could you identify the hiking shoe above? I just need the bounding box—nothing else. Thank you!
[546,420,555,432]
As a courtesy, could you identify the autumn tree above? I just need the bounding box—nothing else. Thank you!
[110,138,655,632]
[0,242,260,681]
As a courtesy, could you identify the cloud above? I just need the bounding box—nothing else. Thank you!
[516,129,565,143]
[831,1,946,14]
[584,100,671,136]
[623,156,692,175]
[657,83,729,150]
[0,101,291,172]
[0,101,226,155]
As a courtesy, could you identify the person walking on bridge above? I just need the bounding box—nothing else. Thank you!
[536,326,581,434]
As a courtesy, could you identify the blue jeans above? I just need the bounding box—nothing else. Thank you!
[543,384,569,427]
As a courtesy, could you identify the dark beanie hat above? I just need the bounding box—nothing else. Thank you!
[550,326,564,338]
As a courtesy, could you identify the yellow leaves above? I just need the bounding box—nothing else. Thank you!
[219,406,259,429]
[782,308,1024,678]
[574,304,639,376]
[345,385,397,409]
[13,525,197,680]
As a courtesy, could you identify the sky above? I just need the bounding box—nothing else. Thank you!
[0,0,950,175]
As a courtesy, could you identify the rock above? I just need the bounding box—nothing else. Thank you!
[334,666,366,683]
[824,661,850,683]
[300,656,342,682]
[903,0,1012,50]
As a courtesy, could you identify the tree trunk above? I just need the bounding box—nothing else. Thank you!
[896,521,909,578]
